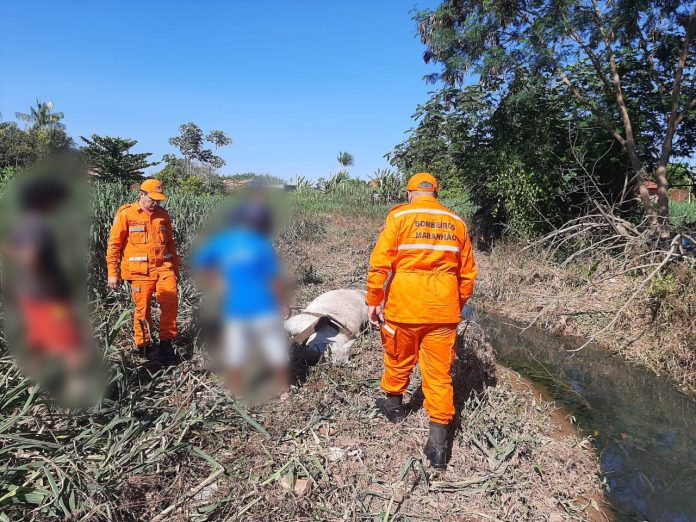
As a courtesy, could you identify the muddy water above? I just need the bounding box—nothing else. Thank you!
[473,311,696,522]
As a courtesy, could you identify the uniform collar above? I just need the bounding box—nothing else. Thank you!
[410,195,438,204]
[134,202,160,216]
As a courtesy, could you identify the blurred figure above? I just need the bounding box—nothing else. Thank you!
[1,172,99,406]
[106,179,180,363]
[193,189,290,400]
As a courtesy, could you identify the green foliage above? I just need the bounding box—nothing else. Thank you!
[154,157,227,195]
[316,171,351,192]
[646,274,679,301]
[168,122,231,175]
[206,129,232,149]
[399,0,696,237]
[0,122,36,167]
[179,174,205,193]
[336,151,354,171]
[670,200,696,227]
[224,172,285,185]
[295,176,312,189]
[668,163,696,187]
[0,166,19,191]
[15,99,65,130]
[154,155,186,187]
[370,168,405,204]
[391,80,600,237]
[0,121,73,168]
[80,134,158,183]
[1,101,72,169]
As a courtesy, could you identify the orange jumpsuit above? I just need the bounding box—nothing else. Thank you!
[366,195,477,424]
[106,203,180,347]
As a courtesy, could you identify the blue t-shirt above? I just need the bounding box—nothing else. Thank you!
[193,229,280,318]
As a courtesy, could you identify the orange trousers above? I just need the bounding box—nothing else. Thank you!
[380,322,457,425]
[129,269,178,347]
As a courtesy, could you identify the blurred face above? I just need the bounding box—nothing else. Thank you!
[138,191,159,211]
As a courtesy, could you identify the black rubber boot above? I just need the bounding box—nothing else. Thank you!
[138,343,156,361]
[424,422,449,469]
[156,339,177,364]
[376,394,407,423]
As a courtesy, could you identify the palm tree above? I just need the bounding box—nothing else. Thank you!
[336,151,354,173]
[15,99,65,130]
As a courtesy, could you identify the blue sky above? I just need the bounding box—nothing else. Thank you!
[0,1,440,181]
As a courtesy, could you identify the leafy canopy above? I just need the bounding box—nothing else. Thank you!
[80,134,158,183]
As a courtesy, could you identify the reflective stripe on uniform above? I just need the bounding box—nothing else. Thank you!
[397,243,460,252]
[393,208,463,222]
[129,226,145,232]
[128,256,148,262]
[164,253,173,259]
[383,323,395,335]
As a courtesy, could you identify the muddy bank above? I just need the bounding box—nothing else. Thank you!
[473,245,696,397]
[480,310,696,520]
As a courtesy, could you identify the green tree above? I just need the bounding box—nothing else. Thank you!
[168,123,231,175]
[154,154,187,188]
[15,99,65,130]
[0,122,37,167]
[80,134,158,182]
[336,151,354,173]
[32,126,73,159]
[179,175,205,193]
[206,130,232,150]
[0,121,73,167]
[415,0,696,236]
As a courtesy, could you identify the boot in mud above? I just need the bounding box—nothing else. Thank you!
[376,394,407,423]
[156,339,177,365]
[424,422,449,469]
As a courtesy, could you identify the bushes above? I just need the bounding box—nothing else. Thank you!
[670,200,696,227]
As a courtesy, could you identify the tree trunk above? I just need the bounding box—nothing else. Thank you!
[653,6,696,238]
[629,155,660,231]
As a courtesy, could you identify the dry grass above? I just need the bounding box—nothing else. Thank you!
[0,193,605,520]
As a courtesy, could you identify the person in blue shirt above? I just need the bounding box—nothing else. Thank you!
[193,196,290,399]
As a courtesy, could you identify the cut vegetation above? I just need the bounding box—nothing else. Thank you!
[0,186,604,521]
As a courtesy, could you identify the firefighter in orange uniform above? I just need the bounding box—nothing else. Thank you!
[106,179,180,363]
[366,172,478,469]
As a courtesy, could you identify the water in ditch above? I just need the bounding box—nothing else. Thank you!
[474,311,696,521]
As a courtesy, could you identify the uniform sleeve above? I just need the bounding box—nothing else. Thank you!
[106,210,128,278]
[366,211,399,306]
[165,214,180,276]
[458,226,478,306]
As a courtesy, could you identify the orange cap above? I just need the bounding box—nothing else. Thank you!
[406,172,438,192]
[140,179,167,201]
